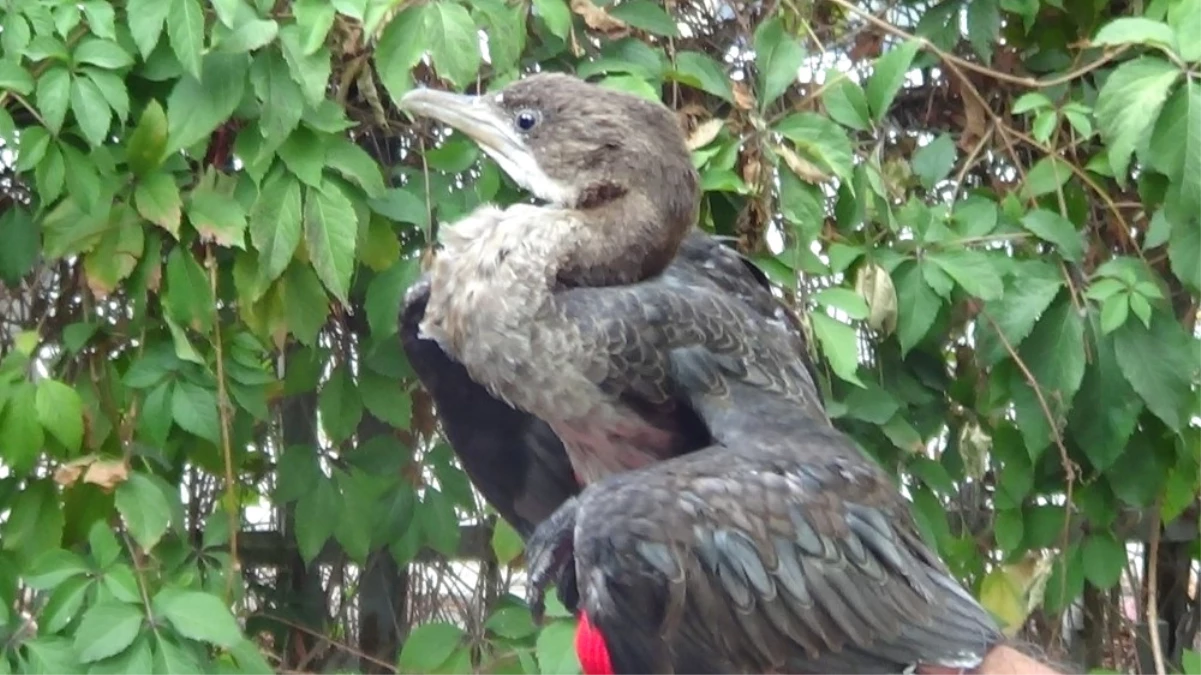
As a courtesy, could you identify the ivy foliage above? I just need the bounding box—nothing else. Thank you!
[0,0,1197,672]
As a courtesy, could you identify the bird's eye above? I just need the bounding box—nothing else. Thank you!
[515,109,540,132]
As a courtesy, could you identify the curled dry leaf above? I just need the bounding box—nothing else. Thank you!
[958,83,990,151]
[777,143,829,184]
[570,0,628,37]
[54,455,130,492]
[732,80,755,110]
[854,262,899,334]
[956,421,991,480]
[686,118,725,150]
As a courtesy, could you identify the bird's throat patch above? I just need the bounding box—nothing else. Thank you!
[575,613,614,675]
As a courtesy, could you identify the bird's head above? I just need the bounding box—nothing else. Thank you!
[399,73,700,284]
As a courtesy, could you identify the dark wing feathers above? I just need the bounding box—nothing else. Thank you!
[555,278,825,425]
[572,419,1002,673]
[548,274,1000,671]
[400,283,577,537]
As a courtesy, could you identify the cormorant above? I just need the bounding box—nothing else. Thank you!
[397,73,1002,674]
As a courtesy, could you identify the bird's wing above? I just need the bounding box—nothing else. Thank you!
[547,278,999,672]
[569,418,1002,674]
[399,231,817,537]
[400,281,578,537]
[554,266,826,427]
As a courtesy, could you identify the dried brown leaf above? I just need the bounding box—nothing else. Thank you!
[732,80,755,110]
[777,144,828,183]
[686,118,724,150]
[54,455,130,492]
[570,0,627,37]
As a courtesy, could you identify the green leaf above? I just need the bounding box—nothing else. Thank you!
[1095,56,1180,180]
[36,66,71,134]
[1012,92,1052,114]
[775,113,854,182]
[73,37,134,69]
[865,38,920,123]
[1021,295,1086,425]
[164,247,214,332]
[127,100,169,177]
[126,0,169,58]
[1147,81,1201,214]
[753,18,803,108]
[0,207,40,287]
[1022,156,1072,199]
[672,51,733,103]
[83,213,145,297]
[1020,209,1085,261]
[278,127,326,187]
[928,249,1003,300]
[994,508,1024,554]
[490,518,523,565]
[1168,205,1200,293]
[966,0,1000,61]
[1113,314,1196,431]
[608,0,677,36]
[822,70,871,131]
[24,548,90,590]
[69,74,111,148]
[294,0,336,55]
[2,480,64,562]
[82,1,118,39]
[304,182,359,304]
[486,605,537,640]
[188,185,248,248]
[398,622,465,673]
[1169,0,1201,60]
[425,2,480,89]
[1068,331,1143,471]
[1081,532,1125,589]
[295,475,338,562]
[892,261,941,355]
[365,256,421,340]
[536,620,580,674]
[217,17,279,54]
[167,0,205,79]
[0,383,45,474]
[374,5,426,104]
[911,133,957,189]
[41,575,91,634]
[135,171,181,237]
[153,633,203,674]
[533,0,572,39]
[171,380,221,444]
[35,379,83,453]
[278,25,331,105]
[814,287,869,320]
[166,52,248,154]
[72,601,144,663]
[318,365,362,444]
[249,49,304,148]
[358,368,411,429]
[249,171,303,285]
[115,472,171,551]
[811,312,862,386]
[326,138,386,199]
[1093,17,1178,51]
[0,59,34,94]
[1099,293,1129,334]
[84,68,129,122]
[154,589,243,647]
[978,262,1063,364]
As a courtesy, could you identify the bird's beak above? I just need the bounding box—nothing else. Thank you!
[399,88,525,160]
[399,88,573,205]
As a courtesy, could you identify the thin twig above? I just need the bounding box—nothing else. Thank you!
[1146,501,1167,675]
[206,243,241,602]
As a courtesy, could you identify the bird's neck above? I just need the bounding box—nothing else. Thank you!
[555,191,694,288]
